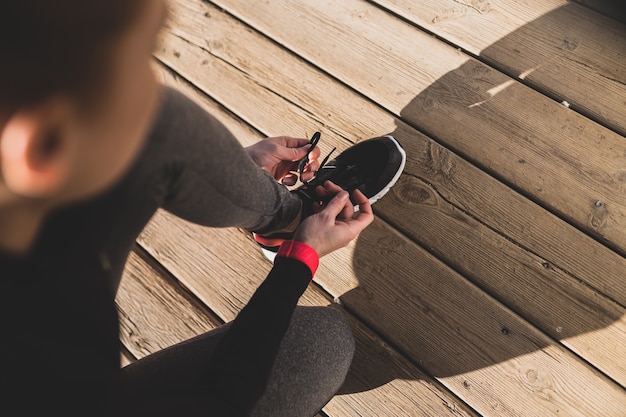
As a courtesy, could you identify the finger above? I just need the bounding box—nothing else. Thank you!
[321,190,350,218]
[349,189,374,226]
[300,144,322,166]
[322,180,345,193]
[310,181,343,208]
[281,174,298,186]
[283,145,310,162]
[268,137,312,162]
[289,141,324,165]
[314,183,335,199]
[351,188,369,208]
[338,196,355,220]
[300,163,320,182]
[312,201,324,213]
[270,136,310,148]
[300,171,315,182]
[310,186,331,213]
[307,146,322,161]
[322,182,354,219]
[300,154,321,181]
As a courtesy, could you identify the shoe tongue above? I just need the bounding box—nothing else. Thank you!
[313,160,364,191]
[294,160,360,203]
[333,164,363,190]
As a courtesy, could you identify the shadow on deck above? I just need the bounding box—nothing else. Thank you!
[335,3,625,396]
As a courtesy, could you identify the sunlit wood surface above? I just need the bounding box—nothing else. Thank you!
[117,1,626,415]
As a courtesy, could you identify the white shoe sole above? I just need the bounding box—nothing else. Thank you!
[360,135,406,208]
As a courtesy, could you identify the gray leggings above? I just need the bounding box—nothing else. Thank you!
[111,87,354,416]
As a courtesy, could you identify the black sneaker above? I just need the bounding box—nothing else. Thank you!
[255,135,406,260]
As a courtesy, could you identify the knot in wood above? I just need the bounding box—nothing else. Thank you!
[400,178,436,205]
[590,199,609,230]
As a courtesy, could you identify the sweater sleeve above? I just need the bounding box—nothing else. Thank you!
[147,88,302,234]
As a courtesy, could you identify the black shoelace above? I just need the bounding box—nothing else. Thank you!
[299,132,336,185]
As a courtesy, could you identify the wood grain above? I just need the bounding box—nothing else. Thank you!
[120,346,135,368]
[154,0,626,385]
[343,219,626,417]
[137,1,626,415]
[134,212,477,417]
[147,67,626,417]
[159,0,626,304]
[210,0,626,257]
[117,249,222,359]
[137,208,626,417]
[371,0,626,135]
[377,171,626,386]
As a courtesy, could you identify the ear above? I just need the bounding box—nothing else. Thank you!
[0,98,74,198]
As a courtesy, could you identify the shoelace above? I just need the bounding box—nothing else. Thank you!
[299,132,336,185]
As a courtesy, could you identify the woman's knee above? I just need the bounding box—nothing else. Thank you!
[289,306,355,373]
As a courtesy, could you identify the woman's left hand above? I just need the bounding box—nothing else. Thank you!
[245,136,321,185]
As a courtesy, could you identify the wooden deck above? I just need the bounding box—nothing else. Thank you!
[117,1,626,415]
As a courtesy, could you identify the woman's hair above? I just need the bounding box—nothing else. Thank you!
[0,1,146,109]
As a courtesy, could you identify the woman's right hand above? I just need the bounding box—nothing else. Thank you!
[293,181,374,257]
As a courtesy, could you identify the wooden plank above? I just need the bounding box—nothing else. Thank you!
[326,314,478,417]
[117,249,222,359]
[120,346,135,368]
[147,71,478,416]
[160,3,390,144]
[132,214,477,417]
[148,64,626,416]
[117,252,361,417]
[159,0,626,305]
[376,172,626,385]
[370,0,626,135]
[208,0,626,259]
[152,64,263,148]
[342,219,626,417]
[572,0,626,24]
[154,0,626,387]
[139,210,626,417]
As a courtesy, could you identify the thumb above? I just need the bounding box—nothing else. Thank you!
[295,144,312,161]
[276,144,309,162]
[322,191,349,216]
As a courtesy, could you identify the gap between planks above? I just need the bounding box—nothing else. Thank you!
[120,234,478,417]
[147,69,626,417]
[205,0,626,260]
[156,0,626,391]
[147,2,624,412]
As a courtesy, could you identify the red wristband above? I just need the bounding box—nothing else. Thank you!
[276,240,319,277]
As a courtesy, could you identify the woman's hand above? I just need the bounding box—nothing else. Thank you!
[245,136,321,185]
[294,182,374,257]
